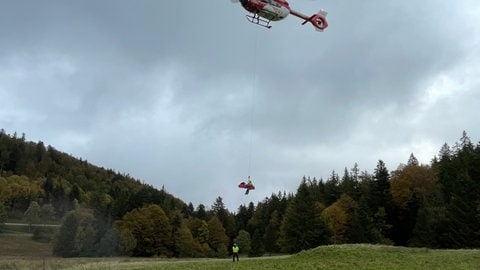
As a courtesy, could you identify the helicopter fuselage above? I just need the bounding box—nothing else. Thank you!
[241,0,290,21]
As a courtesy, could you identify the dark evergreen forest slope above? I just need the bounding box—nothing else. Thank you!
[0,129,186,220]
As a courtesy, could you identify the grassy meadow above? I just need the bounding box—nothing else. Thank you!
[1,234,480,270]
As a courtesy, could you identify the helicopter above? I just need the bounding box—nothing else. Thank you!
[231,0,328,31]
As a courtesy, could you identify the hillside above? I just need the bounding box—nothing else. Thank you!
[2,129,480,259]
[0,129,187,221]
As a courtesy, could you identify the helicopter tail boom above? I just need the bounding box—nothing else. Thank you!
[292,9,328,32]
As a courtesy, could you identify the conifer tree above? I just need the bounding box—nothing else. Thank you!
[279,179,330,253]
[263,210,281,252]
[371,160,390,211]
[339,168,358,199]
[408,153,419,166]
[409,184,445,248]
[347,194,372,243]
[212,197,228,224]
[324,171,341,205]
[235,204,251,231]
[196,204,207,220]
[249,229,265,257]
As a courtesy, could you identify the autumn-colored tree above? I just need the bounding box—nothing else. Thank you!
[174,222,204,257]
[390,162,437,209]
[1,175,44,212]
[322,203,347,244]
[117,227,137,256]
[187,218,209,245]
[322,194,357,244]
[168,209,202,257]
[117,204,173,257]
[389,157,436,245]
[169,209,184,235]
[207,215,229,255]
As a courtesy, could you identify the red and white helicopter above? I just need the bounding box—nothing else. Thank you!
[231,0,328,31]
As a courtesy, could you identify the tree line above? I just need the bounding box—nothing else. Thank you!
[1,129,479,257]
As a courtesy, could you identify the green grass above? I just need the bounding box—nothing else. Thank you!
[1,244,480,269]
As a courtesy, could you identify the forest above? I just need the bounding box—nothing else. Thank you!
[1,129,479,257]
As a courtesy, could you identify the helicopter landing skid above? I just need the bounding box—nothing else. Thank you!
[245,14,272,29]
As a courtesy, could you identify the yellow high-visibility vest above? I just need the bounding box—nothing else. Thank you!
[232,246,239,253]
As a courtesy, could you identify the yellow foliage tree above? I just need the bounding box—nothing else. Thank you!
[322,203,348,244]
[390,164,437,209]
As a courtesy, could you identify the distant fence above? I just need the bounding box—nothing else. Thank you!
[3,223,60,228]
[1,222,59,242]
[1,223,59,234]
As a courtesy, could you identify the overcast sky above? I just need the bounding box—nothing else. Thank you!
[1,0,479,211]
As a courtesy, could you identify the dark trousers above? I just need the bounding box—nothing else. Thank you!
[233,253,239,262]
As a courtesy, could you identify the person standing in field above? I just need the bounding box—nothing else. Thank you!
[232,243,239,262]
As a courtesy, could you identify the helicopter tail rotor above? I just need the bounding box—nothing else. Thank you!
[302,9,328,31]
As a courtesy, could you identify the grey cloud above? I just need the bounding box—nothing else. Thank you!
[1,0,479,210]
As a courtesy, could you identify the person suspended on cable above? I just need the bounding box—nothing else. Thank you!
[247,176,253,187]
[246,176,254,194]
[238,176,255,195]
